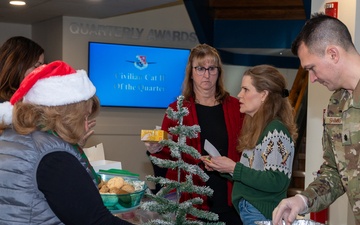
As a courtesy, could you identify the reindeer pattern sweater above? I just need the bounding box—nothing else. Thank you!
[231,119,295,219]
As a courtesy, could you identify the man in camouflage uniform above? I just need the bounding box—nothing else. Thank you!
[272,13,360,225]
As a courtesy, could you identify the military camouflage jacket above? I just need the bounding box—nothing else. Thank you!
[301,82,360,223]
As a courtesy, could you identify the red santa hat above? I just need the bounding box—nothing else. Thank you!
[0,60,96,125]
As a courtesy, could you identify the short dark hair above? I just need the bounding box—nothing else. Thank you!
[291,13,355,56]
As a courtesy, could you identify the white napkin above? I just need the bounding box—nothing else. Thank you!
[204,139,221,157]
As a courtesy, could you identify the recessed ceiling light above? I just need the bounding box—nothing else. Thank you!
[9,1,26,6]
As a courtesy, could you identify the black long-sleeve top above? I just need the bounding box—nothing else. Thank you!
[37,151,133,225]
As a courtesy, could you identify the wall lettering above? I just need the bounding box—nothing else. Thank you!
[69,22,198,43]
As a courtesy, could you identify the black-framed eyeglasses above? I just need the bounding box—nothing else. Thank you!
[193,66,219,76]
[34,61,44,68]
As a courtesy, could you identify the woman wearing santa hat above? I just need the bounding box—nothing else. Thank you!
[0,61,133,225]
[0,36,44,102]
[0,36,95,147]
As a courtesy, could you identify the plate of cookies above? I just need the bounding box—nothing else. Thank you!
[98,170,147,213]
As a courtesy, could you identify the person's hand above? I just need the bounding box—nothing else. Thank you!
[203,156,236,173]
[145,142,163,154]
[272,195,307,225]
[200,155,214,171]
[78,119,96,147]
[144,126,173,154]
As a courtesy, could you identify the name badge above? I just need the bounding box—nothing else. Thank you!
[324,117,342,125]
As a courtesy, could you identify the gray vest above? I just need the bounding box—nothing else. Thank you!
[0,129,97,224]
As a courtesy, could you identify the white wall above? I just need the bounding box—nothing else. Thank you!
[0,22,31,43]
[306,1,357,224]
[32,17,63,63]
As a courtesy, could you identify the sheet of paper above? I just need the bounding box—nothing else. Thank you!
[204,139,221,157]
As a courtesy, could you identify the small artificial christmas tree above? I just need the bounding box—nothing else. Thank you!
[141,95,225,225]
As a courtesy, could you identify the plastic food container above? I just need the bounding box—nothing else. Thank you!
[98,170,147,213]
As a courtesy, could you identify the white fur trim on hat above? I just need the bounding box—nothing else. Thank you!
[23,70,96,106]
[0,101,13,125]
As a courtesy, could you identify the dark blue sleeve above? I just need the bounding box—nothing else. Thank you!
[37,151,133,225]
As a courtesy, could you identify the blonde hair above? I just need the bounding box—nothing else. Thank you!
[182,43,229,103]
[238,65,298,152]
[7,96,100,144]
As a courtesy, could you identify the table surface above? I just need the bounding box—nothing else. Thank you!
[114,205,161,224]
[114,192,178,224]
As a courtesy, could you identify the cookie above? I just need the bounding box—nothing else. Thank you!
[121,184,135,193]
[107,177,125,189]
[99,185,109,193]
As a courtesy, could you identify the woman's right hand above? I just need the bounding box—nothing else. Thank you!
[200,155,214,171]
[144,142,163,154]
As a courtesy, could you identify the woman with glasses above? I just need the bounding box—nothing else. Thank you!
[145,43,244,225]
